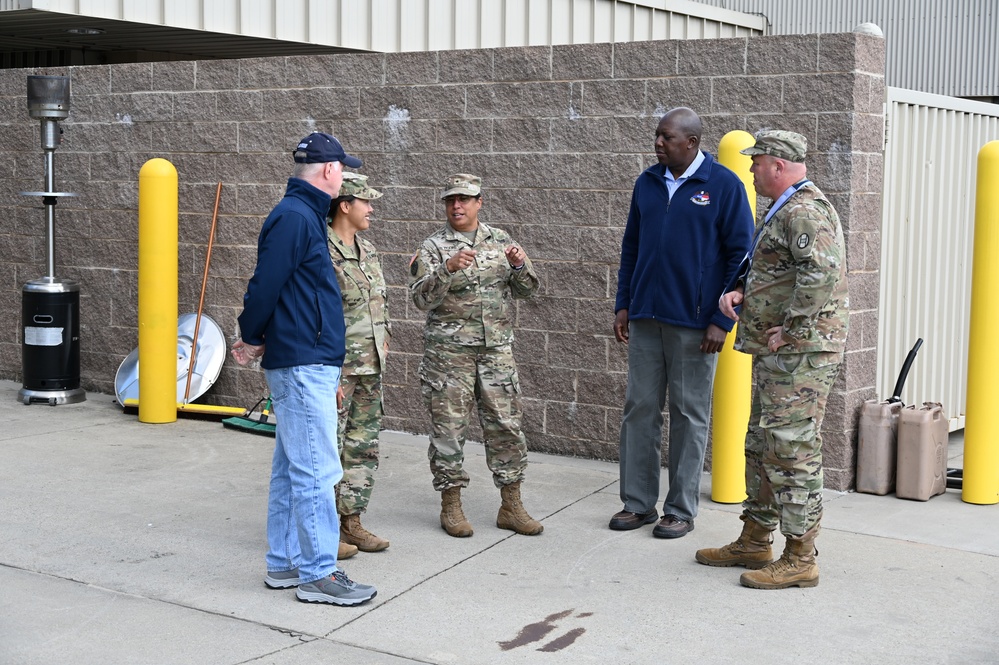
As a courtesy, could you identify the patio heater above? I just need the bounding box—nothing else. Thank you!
[18,75,85,406]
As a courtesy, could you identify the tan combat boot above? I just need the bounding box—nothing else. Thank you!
[340,513,390,552]
[440,486,473,537]
[740,526,819,589]
[695,515,774,569]
[338,541,358,559]
[496,482,544,535]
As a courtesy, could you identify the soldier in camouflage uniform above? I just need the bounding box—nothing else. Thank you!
[327,173,391,553]
[409,174,544,538]
[695,131,849,590]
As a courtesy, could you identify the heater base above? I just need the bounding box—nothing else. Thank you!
[18,387,86,406]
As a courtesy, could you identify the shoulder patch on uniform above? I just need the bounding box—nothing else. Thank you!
[796,233,810,249]
[409,253,419,276]
[690,191,711,206]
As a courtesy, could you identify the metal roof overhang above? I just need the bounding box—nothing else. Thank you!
[0,9,353,67]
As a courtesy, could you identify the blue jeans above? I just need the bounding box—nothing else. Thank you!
[264,364,343,585]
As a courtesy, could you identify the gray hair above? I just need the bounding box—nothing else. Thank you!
[292,162,325,179]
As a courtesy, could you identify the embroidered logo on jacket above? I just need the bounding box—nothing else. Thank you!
[690,191,710,206]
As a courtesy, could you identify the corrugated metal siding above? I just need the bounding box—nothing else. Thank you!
[11,0,764,51]
[694,0,998,98]
[881,88,999,429]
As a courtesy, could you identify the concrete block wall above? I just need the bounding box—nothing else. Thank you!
[0,33,885,490]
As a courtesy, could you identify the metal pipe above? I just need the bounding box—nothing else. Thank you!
[44,149,55,279]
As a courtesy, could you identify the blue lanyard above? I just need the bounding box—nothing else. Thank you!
[746,180,811,265]
[732,180,811,288]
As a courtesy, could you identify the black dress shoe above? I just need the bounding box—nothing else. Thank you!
[653,514,694,539]
[608,509,659,531]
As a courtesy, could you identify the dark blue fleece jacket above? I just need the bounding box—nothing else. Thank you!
[237,178,346,370]
[615,152,754,332]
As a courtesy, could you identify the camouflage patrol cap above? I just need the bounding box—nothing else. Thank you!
[740,130,808,163]
[338,172,382,200]
[440,174,482,199]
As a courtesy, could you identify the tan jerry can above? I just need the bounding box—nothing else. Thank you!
[895,402,948,501]
[856,400,903,495]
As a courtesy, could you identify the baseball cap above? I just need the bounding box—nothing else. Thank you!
[293,132,363,167]
[338,172,382,200]
[740,130,807,163]
[440,174,482,199]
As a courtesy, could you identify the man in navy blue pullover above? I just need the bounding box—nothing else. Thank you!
[231,132,377,606]
[610,107,754,539]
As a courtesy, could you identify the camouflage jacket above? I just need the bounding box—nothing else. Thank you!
[327,228,390,375]
[735,182,849,354]
[409,221,539,347]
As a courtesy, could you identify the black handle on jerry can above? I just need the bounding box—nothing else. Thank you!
[888,338,923,404]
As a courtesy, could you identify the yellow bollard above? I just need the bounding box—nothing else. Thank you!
[137,158,178,424]
[710,130,757,503]
[963,140,999,504]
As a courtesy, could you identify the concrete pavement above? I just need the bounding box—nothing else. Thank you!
[1,379,997,665]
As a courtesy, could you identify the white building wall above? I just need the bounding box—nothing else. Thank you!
[881,88,999,429]
[7,0,764,51]
[694,0,999,98]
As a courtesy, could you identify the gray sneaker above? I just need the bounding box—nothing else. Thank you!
[296,570,377,606]
[265,568,299,589]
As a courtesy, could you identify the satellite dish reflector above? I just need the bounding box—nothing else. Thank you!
[114,313,227,406]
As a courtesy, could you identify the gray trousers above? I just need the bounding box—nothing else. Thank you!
[618,319,718,521]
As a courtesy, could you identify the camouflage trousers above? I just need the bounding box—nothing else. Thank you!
[419,342,528,491]
[743,351,842,536]
[335,372,383,516]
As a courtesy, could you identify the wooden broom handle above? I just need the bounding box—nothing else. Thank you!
[184,182,223,403]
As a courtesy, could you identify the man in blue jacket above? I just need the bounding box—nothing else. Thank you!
[610,108,754,539]
[231,132,376,606]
